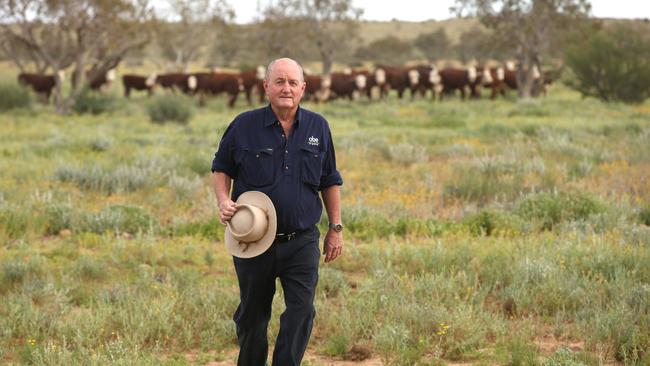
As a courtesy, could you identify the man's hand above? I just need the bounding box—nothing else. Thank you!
[218,199,237,225]
[323,229,343,263]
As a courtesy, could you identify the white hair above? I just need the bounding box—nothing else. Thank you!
[265,58,305,82]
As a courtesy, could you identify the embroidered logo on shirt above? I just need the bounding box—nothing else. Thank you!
[308,136,319,146]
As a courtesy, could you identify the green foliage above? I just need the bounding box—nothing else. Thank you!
[81,205,157,235]
[355,36,414,64]
[542,347,592,366]
[516,192,607,230]
[0,205,29,240]
[496,338,540,366]
[73,88,117,115]
[639,206,650,226]
[318,267,348,298]
[414,28,452,61]
[565,25,650,104]
[0,81,32,111]
[41,204,77,236]
[464,209,523,236]
[444,157,525,205]
[147,94,194,124]
[55,164,157,194]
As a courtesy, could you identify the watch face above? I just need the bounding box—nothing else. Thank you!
[330,223,343,232]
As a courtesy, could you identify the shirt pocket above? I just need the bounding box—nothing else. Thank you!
[239,148,275,187]
[300,146,324,189]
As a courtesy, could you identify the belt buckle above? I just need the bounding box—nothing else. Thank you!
[286,231,297,241]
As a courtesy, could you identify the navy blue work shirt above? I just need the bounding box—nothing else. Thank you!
[212,104,343,234]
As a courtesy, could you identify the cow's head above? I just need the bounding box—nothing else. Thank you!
[146,73,157,87]
[481,67,493,85]
[429,67,441,85]
[321,74,332,89]
[467,66,477,83]
[496,67,505,81]
[355,73,367,90]
[106,69,116,82]
[187,75,197,90]
[256,65,266,80]
[408,69,420,86]
[375,68,386,85]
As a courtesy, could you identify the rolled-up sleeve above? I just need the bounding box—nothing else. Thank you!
[319,129,343,190]
[211,122,238,179]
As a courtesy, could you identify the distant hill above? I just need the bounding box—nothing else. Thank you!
[356,18,483,45]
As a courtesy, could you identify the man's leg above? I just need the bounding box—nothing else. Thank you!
[272,228,321,366]
[233,246,277,366]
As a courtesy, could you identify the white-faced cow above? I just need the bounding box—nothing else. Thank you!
[304,73,331,103]
[439,66,483,100]
[328,71,367,101]
[193,71,243,107]
[155,73,195,94]
[122,73,157,97]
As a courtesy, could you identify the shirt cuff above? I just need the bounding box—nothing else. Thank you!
[211,161,236,179]
[319,171,343,190]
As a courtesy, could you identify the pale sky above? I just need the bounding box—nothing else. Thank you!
[230,0,650,23]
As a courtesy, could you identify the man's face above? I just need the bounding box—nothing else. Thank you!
[263,60,305,111]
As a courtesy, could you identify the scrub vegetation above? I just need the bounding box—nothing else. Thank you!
[1,64,649,365]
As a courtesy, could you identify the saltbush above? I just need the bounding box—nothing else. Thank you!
[639,206,650,226]
[516,191,607,230]
[81,204,157,235]
[147,94,194,124]
[73,88,117,115]
[0,82,32,111]
[565,25,650,104]
[41,204,78,236]
[464,209,523,236]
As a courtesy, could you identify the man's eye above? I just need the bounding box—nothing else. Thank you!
[290,81,298,87]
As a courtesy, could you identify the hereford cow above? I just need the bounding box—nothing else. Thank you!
[375,65,413,99]
[71,69,116,91]
[304,73,331,103]
[155,73,195,94]
[328,71,367,101]
[482,66,507,99]
[17,72,62,102]
[239,66,266,105]
[409,65,443,100]
[193,71,243,107]
[439,66,482,100]
[122,74,157,98]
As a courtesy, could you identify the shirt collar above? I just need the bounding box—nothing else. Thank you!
[263,104,302,128]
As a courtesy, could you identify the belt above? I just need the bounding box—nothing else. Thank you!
[275,230,305,242]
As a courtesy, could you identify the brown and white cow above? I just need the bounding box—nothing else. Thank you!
[193,71,243,107]
[375,65,413,99]
[17,72,63,102]
[408,64,443,100]
[304,73,331,103]
[155,73,195,94]
[439,66,482,100]
[122,73,157,98]
[327,71,367,101]
[71,69,116,91]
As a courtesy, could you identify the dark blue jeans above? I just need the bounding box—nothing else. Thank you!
[232,226,321,366]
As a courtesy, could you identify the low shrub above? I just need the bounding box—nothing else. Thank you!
[639,206,650,226]
[81,204,157,235]
[168,217,224,240]
[0,205,29,240]
[41,204,78,236]
[516,191,607,230]
[73,88,117,115]
[0,82,32,111]
[443,157,524,205]
[147,94,194,124]
[464,209,523,236]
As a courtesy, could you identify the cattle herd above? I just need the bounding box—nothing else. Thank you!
[16,62,552,107]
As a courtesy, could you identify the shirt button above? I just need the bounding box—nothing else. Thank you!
[285,166,289,170]
[256,154,260,158]
[285,150,288,154]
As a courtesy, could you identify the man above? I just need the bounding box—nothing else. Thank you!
[211,57,344,366]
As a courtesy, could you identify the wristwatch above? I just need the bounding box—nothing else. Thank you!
[328,223,344,232]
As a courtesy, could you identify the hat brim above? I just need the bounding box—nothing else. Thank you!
[224,191,277,258]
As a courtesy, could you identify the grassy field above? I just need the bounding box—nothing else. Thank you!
[1,66,649,365]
